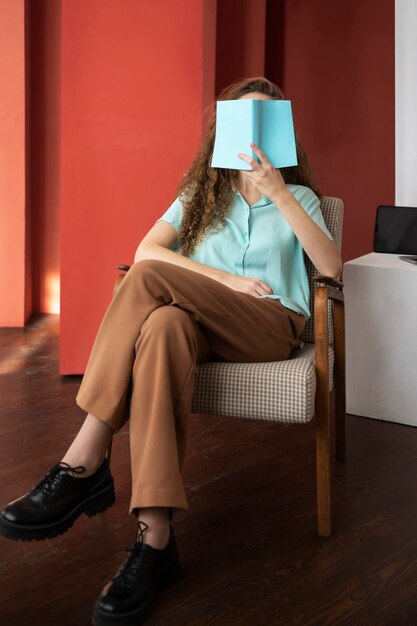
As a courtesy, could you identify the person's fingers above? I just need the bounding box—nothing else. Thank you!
[253,279,273,295]
[241,171,257,184]
[250,143,271,166]
[237,152,261,170]
[259,280,274,293]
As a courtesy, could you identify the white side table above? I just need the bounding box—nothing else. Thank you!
[344,252,417,426]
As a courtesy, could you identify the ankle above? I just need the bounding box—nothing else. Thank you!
[136,508,171,549]
[60,413,113,477]
[137,523,170,550]
[60,454,105,477]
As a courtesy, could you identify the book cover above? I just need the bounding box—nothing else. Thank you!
[211,99,298,170]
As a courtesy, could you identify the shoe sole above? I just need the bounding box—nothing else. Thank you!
[0,481,115,542]
[91,556,182,626]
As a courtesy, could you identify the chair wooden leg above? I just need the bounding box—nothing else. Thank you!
[315,285,332,537]
[316,402,332,537]
[106,435,113,467]
[333,300,346,461]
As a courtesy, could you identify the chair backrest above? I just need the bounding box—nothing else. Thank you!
[301,196,344,345]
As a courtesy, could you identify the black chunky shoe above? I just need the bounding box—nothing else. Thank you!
[92,520,182,626]
[0,457,115,541]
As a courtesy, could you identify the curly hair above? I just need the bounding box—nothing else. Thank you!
[174,76,322,258]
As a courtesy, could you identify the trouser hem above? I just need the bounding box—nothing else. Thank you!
[75,395,124,434]
[129,492,189,518]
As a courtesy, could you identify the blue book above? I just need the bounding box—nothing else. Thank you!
[211,99,298,170]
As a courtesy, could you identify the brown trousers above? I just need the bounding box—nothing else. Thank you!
[76,260,306,521]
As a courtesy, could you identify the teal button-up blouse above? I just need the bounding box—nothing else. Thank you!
[155,184,334,319]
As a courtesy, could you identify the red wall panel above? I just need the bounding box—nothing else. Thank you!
[266,0,395,264]
[0,0,27,326]
[60,0,216,373]
[216,0,266,95]
[27,0,61,315]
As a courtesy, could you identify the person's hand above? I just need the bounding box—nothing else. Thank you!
[237,143,287,200]
[221,273,274,297]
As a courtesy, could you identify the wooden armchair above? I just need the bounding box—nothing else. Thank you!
[106,196,345,537]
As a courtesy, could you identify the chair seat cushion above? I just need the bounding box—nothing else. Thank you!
[191,343,334,424]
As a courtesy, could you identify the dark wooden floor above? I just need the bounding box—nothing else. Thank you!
[1,314,417,626]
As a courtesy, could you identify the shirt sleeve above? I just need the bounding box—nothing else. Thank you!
[154,196,183,233]
[293,185,334,242]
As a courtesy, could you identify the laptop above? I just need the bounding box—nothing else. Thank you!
[373,205,417,258]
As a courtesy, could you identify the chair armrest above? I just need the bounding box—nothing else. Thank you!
[313,275,344,412]
[313,275,344,303]
[314,277,345,356]
[314,279,345,418]
[313,275,344,289]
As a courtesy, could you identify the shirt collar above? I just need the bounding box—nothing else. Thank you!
[232,186,273,208]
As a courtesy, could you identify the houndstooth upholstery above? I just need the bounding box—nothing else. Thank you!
[192,344,335,424]
[191,196,344,424]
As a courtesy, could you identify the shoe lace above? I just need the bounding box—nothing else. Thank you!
[29,462,86,494]
[112,521,152,586]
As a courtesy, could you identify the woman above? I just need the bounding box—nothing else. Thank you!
[0,77,342,625]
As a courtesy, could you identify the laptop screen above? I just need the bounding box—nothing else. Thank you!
[373,205,417,254]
